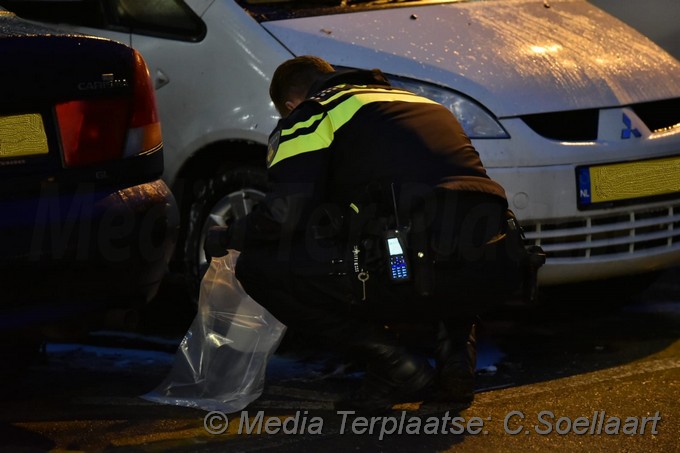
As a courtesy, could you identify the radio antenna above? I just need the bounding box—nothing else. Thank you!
[390,182,401,229]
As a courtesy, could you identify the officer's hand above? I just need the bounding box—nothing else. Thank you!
[204,226,231,262]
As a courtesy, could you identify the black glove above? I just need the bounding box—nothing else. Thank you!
[203,226,231,261]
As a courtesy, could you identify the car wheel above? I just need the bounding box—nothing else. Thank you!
[183,165,269,300]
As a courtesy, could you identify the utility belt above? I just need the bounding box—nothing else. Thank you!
[329,206,545,305]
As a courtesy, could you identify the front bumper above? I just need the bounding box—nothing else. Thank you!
[490,165,680,285]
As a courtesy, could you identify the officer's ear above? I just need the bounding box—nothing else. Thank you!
[283,96,305,117]
[283,101,296,117]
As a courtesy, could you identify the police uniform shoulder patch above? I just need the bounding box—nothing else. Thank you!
[266,130,281,168]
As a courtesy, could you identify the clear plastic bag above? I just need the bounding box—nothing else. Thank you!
[142,250,286,413]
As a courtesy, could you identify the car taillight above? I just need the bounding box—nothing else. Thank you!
[56,99,129,167]
[124,50,162,158]
[56,50,162,168]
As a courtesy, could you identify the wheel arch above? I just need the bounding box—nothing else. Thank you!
[172,139,267,193]
[169,139,268,264]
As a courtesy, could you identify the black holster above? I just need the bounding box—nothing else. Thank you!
[504,210,546,304]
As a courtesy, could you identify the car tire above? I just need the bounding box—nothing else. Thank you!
[183,164,269,300]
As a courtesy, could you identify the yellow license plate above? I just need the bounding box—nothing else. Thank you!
[0,113,49,158]
[577,156,680,206]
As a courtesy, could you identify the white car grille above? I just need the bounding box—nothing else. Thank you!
[522,202,680,260]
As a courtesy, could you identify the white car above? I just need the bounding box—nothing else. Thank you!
[6,0,680,293]
[590,0,680,61]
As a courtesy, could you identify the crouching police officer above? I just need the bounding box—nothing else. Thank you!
[205,56,539,414]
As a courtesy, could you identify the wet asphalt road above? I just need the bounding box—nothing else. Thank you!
[0,269,679,452]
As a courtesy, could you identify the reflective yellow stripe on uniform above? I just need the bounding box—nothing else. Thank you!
[316,84,421,106]
[271,113,334,167]
[269,89,439,168]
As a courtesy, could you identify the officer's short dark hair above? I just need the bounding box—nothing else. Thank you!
[270,55,335,116]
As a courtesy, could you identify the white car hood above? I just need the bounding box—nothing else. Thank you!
[262,0,680,117]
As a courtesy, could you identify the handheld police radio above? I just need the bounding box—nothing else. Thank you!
[384,183,411,282]
[385,228,410,281]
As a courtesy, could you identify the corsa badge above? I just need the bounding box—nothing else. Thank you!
[266,130,281,168]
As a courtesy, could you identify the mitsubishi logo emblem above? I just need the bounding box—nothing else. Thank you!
[621,113,641,139]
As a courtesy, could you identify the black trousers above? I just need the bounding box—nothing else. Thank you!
[235,241,378,354]
[234,191,522,355]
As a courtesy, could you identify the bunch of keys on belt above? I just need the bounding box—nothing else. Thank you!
[357,271,369,301]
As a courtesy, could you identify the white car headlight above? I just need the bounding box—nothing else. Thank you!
[387,76,509,139]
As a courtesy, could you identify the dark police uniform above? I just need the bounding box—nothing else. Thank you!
[206,70,524,410]
[223,69,526,407]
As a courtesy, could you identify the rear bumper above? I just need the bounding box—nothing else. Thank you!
[0,179,179,313]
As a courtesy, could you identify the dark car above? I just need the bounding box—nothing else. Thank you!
[0,8,179,357]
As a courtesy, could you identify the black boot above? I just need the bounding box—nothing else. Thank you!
[334,337,435,415]
[430,319,477,405]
